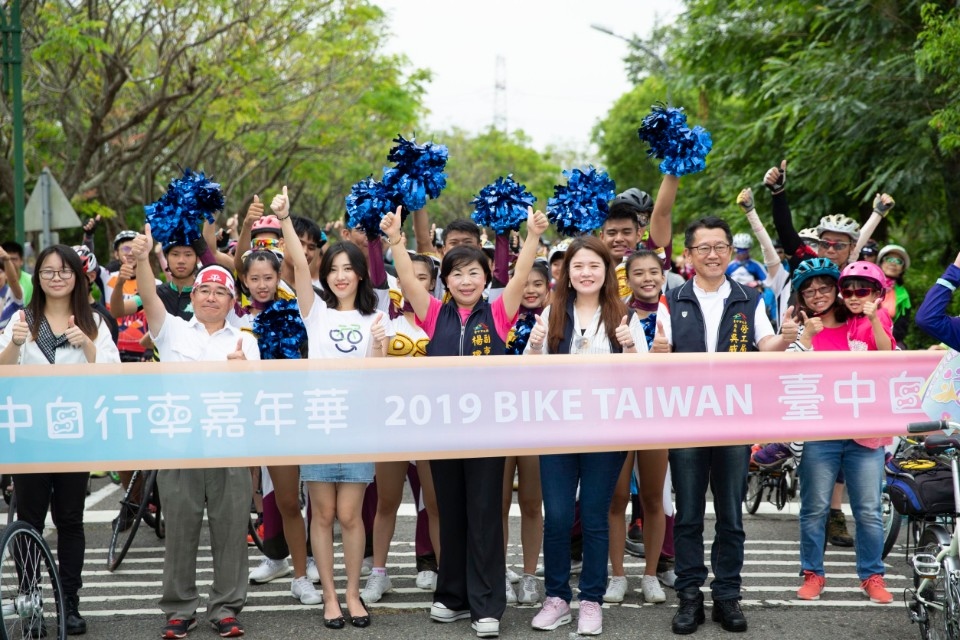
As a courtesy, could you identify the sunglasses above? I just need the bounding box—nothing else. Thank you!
[882,256,904,266]
[841,287,877,299]
[817,240,850,251]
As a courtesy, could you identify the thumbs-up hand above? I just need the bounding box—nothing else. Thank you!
[528,313,547,351]
[64,314,89,349]
[131,224,153,262]
[651,320,671,353]
[270,187,289,218]
[615,315,636,350]
[370,312,386,348]
[10,310,28,347]
[227,337,247,361]
[526,207,549,237]
[779,305,799,343]
[736,187,755,213]
[799,310,823,341]
[379,206,403,243]
[764,159,787,195]
[863,299,878,320]
[245,195,264,226]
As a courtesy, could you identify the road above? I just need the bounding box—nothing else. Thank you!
[2,476,920,640]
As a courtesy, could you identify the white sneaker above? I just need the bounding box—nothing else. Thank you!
[657,568,677,588]
[306,557,320,583]
[506,566,521,584]
[531,596,572,630]
[249,557,291,584]
[291,576,322,605]
[361,572,392,603]
[641,575,666,603]
[505,576,518,604]
[472,617,500,638]
[416,570,438,590]
[517,574,542,605]
[603,575,628,603]
[430,602,471,623]
[361,556,373,577]
[534,564,544,577]
[570,559,582,575]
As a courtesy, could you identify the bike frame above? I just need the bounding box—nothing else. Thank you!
[913,433,960,612]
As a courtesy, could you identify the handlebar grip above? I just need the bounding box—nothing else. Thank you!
[908,420,947,434]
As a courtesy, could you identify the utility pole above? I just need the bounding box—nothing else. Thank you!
[1,0,24,244]
[494,55,507,133]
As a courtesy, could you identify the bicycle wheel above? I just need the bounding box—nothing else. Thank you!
[880,486,902,560]
[744,471,763,515]
[106,470,157,572]
[0,520,67,640]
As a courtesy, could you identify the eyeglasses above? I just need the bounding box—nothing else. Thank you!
[817,240,850,251]
[687,243,732,257]
[194,286,231,300]
[841,287,877,299]
[800,285,835,300]
[882,256,904,266]
[38,269,75,280]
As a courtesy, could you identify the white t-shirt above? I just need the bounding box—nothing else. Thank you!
[0,284,24,331]
[657,279,775,352]
[153,314,261,362]
[523,304,650,355]
[388,313,429,357]
[0,313,120,364]
[301,290,394,359]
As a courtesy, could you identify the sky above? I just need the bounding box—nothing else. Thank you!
[377,0,685,153]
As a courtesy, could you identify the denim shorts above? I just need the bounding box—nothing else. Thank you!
[300,463,373,484]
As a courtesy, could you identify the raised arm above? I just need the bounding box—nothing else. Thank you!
[381,207,431,321]
[234,196,264,274]
[273,186,314,317]
[500,208,549,319]
[202,220,236,270]
[852,193,895,258]
[765,160,806,268]
[916,253,960,350]
[412,208,434,255]
[736,187,781,279]
[132,224,166,335]
[0,246,23,301]
[648,174,678,249]
[109,262,139,317]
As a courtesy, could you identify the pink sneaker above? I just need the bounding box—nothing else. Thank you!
[577,600,603,636]
[531,596,572,631]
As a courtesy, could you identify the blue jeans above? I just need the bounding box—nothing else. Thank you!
[540,451,626,604]
[798,439,885,579]
[669,445,750,600]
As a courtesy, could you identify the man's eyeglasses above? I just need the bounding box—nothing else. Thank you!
[38,269,75,281]
[817,240,850,251]
[687,243,732,257]
[194,286,231,300]
[882,256,904,266]
[800,285,835,300]
[841,287,877,299]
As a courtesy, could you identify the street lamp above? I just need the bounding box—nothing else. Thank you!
[591,23,671,106]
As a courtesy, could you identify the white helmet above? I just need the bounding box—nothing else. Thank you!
[816,214,860,242]
[732,233,753,250]
[798,227,820,242]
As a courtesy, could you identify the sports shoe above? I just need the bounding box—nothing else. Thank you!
[472,618,500,638]
[657,567,677,588]
[306,557,320,583]
[625,538,645,557]
[291,576,322,605]
[797,571,825,601]
[627,517,643,542]
[361,556,373,577]
[570,559,582,575]
[828,510,854,547]
[248,557,291,584]
[505,576,518,604]
[361,573,393,603]
[430,602,471,623]
[603,575,628,603]
[577,600,603,636]
[212,617,244,638]
[711,598,747,632]
[161,618,197,639]
[531,596,572,630]
[416,570,438,590]
[641,575,666,603]
[245,522,263,547]
[506,566,521,584]
[752,442,791,467]
[517,574,542,605]
[860,574,893,604]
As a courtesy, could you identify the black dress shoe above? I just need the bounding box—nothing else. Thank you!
[711,598,747,632]
[672,590,705,635]
[349,597,371,628]
[65,610,87,635]
[324,615,345,630]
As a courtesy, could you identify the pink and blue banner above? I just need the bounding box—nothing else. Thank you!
[0,350,948,472]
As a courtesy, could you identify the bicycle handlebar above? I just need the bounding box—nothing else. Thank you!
[909,420,951,434]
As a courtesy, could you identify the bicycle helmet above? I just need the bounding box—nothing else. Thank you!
[250,215,282,238]
[71,245,98,274]
[838,260,886,291]
[113,230,138,249]
[732,233,753,250]
[877,244,910,270]
[548,239,571,264]
[610,188,654,214]
[798,227,819,242]
[792,257,840,292]
[816,214,860,242]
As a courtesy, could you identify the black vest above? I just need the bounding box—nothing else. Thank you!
[666,278,760,353]
[554,297,623,355]
[425,299,507,357]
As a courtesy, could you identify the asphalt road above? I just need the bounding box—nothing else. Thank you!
[2,476,921,640]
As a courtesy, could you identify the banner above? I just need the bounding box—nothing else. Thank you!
[0,351,945,472]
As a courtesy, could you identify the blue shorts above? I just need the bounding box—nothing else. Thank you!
[300,463,373,484]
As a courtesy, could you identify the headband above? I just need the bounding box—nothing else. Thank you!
[194,266,236,296]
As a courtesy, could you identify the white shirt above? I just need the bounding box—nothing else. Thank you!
[301,290,395,359]
[523,304,650,355]
[657,279,775,352]
[153,313,260,362]
[0,314,120,364]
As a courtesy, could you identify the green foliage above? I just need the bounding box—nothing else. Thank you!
[917,4,960,153]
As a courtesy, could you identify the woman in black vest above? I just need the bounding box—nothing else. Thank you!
[381,206,548,639]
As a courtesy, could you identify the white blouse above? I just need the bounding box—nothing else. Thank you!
[0,314,120,364]
[524,305,650,355]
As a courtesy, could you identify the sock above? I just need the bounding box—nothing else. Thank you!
[372,567,387,576]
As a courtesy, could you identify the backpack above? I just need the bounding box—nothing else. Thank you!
[885,454,956,516]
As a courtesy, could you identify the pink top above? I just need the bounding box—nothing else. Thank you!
[417,296,517,342]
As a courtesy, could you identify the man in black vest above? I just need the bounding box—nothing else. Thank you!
[651,216,796,635]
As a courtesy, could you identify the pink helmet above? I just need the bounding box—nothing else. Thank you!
[250,215,282,237]
[838,260,886,291]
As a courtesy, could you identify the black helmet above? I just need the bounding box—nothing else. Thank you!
[610,188,654,215]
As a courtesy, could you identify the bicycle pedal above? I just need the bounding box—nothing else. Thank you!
[912,553,940,579]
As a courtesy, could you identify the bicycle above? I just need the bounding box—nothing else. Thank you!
[0,520,67,640]
[905,419,960,640]
[106,470,164,572]
[745,452,798,514]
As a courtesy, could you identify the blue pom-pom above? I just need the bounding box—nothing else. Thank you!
[471,175,536,235]
[145,169,225,249]
[637,105,713,177]
[506,312,537,355]
[381,134,448,211]
[345,177,397,237]
[546,167,616,236]
[252,298,307,360]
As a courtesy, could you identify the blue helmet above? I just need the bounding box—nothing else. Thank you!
[792,258,840,292]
